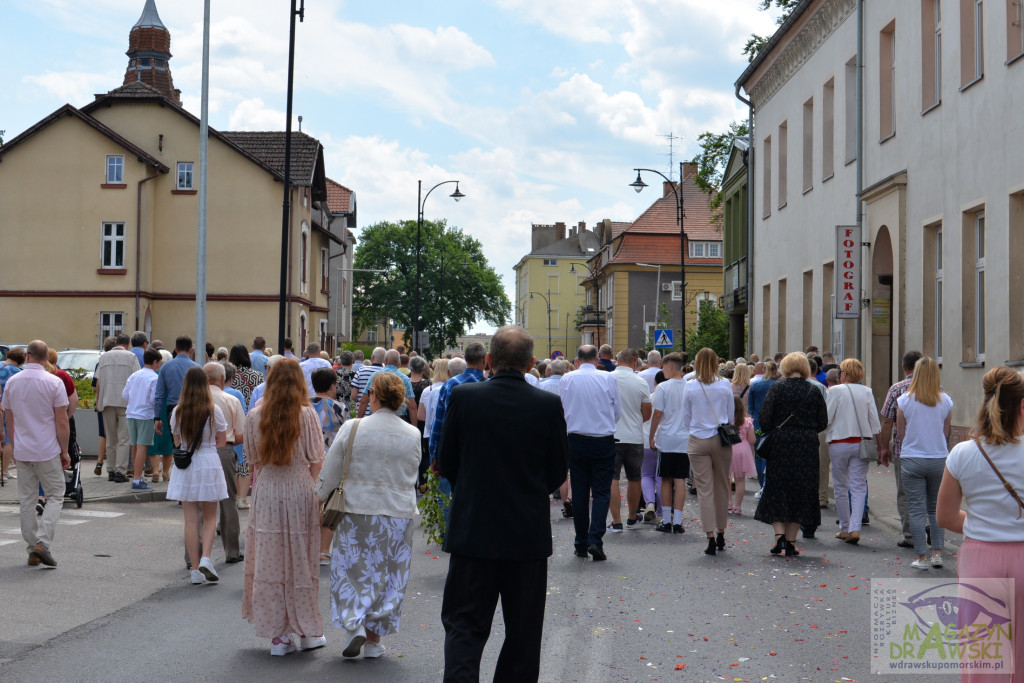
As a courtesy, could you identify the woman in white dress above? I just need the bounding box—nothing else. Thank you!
[167,365,228,585]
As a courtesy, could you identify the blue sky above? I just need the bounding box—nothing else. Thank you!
[1,0,780,332]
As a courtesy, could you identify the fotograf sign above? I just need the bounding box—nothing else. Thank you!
[835,225,862,319]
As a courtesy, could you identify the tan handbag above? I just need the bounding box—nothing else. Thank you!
[320,418,360,530]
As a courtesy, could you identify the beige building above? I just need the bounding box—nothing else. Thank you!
[0,0,349,352]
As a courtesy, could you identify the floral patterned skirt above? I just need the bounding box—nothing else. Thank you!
[330,513,414,637]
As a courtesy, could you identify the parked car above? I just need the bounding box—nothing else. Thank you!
[0,343,27,361]
[57,349,103,379]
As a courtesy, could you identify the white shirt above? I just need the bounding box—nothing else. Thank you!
[637,366,661,393]
[825,382,882,442]
[680,377,735,440]
[524,373,540,387]
[122,368,158,420]
[652,378,689,452]
[210,385,245,444]
[896,392,953,458]
[612,366,651,444]
[539,376,562,395]
[947,439,1024,542]
[558,363,621,437]
[300,357,333,397]
[420,382,442,435]
[750,373,764,383]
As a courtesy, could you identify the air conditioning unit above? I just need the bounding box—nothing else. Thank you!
[661,283,672,291]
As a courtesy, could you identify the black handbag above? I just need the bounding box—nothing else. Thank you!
[698,382,742,446]
[172,414,207,470]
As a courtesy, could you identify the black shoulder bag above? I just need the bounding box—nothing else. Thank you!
[172,413,207,470]
[699,381,742,446]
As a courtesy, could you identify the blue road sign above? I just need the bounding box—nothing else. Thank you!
[654,329,673,349]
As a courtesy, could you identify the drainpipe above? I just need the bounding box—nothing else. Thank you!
[855,0,865,360]
[735,83,754,357]
[135,170,160,330]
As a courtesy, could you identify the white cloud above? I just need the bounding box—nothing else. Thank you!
[227,98,292,131]
[21,70,121,105]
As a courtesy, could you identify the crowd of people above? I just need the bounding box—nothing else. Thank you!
[2,329,1024,681]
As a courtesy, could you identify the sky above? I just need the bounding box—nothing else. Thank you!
[1,0,781,333]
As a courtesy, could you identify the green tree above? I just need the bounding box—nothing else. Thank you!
[743,0,800,62]
[693,120,750,218]
[0,130,5,145]
[685,300,730,359]
[352,219,510,357]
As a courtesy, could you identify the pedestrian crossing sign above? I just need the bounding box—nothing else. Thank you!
[654,329,673,348]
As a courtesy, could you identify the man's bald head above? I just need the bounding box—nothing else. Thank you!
[577,345,598,363]
[26,340,48,363]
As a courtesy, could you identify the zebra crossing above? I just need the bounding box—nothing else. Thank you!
[0,504,124,546]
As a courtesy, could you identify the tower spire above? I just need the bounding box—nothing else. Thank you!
[123,0,180,104]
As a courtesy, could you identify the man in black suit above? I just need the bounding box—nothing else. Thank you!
[439,325,569,682]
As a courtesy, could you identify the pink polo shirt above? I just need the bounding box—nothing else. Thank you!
[0,362,68,462]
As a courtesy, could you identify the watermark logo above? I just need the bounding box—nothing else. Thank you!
[872,578,1014,675]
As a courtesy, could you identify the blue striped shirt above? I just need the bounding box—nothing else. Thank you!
[428,368,485,464]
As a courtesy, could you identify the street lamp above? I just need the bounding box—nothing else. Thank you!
[630,161,686,354]
[570,261,601,347]
[416,180,464,354]
[530,290,553,360]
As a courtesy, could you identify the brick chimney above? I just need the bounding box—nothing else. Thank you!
[682,161,698,179]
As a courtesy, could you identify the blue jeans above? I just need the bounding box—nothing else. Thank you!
[568,435,616,552]
[438,476,454,538]
[901,457,946,555]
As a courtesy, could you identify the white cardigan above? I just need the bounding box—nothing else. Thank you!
[825,382,882,442]
[314,408,421,519]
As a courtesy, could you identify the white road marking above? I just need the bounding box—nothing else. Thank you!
[0,539,18,546]
[0,506,123,518]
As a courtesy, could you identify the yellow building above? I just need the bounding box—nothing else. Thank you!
[513,222,601,359]
[0,1,345,351]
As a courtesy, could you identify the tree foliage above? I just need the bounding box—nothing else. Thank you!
[685,300,731,360]
[693,120,750,216]
[0,130,5,145]
[743,0,800,62]
[352,219,510,357]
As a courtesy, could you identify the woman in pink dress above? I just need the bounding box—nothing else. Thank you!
[729,395,756,514]
[242,358,326,656]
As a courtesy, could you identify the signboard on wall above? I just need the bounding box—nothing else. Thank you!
[835,225,861,319]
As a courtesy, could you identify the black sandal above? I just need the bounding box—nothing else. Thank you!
[770,533,785,555]
[784,538,800,556]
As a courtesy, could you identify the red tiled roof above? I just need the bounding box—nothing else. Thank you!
[610,221,631,238]
[628,171,720,241]
[609,234,684,265]
[326,178,352,214]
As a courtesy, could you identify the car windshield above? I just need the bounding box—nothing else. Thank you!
[58,352,100,373]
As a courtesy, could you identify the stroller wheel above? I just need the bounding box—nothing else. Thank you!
[75,486,83,508]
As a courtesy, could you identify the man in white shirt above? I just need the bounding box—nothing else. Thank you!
[750,361,765,383]
[558,345,621,561]
[648,353,690,533]
[539,358,567,395]
[94,333,141,482]
[121,348,162,491]
[299,342,333,398]
[205,362,246,563]
[637,350,661,393]
[608,349,652,531]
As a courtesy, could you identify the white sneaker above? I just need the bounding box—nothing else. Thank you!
[299,635,326,651]
[754,488,763,499]
[362,641,386,658]
[270,637,296,656]
[911,559,930,570]
[198,556,220,582]
[930,553,944,568]
[190,569,204,585]
[342,625,367,658]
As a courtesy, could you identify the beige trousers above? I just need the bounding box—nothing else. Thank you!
[688,435,733,534]
[17,456,64,552]
[817,431,830,505]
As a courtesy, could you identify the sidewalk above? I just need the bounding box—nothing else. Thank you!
[0,456,168,505]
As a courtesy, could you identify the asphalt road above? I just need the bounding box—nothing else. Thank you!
[0,478,958,682]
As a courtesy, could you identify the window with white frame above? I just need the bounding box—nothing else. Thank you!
[935,226,943,361]
[543,258,558,266]
[176,162,194,190]
[671,280,683,301]
[960,0,984,85]
[366,328,377,343]
[922,0,942,109]
[975,211,986,359]
[101,222,125,268]
[688,241,721,258]
[1008,0,1024,59]
[106,155,124,184]
[100,311,124,342]
[300,222,309,294]
[880,21,897,139]
[321,248,329,292]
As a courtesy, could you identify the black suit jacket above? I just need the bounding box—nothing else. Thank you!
[439,371,569,560]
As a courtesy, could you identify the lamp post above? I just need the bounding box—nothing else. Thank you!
[278,0,305,354]
[416,179,464,354]
[630,161,686,354]
[570,261,600,347]
[529,290,553,360]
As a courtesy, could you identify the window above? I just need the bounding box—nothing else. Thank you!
[106,155,124,184]
[976,211,986,359]
[961,207,986,362]
[880,21,897,140]
[778,121,788,208]
[691,242,704,258]
[844,57,858,163]
[1009,191,1024,360]
[101,222,125,269]
[936,227,944,360]
[709,242,720,258]
[961,0,984,86]
[763,135,772,218]
[762,283,771,352]
[366,328,377,343]
[321,248,329,292]
[299,311,308,351]
[542,258,558,266]
[1007,0,1024,60]
[802,270,813,349]
[100,312,124,343]
[924,222,943,360]
[300,223,309,295]
[320,319,329,352]
[777,278,788,353]
[176,162,194,190]
[688,241,722,258]
[671,281,683,301]
[823,78,835,179]
[923,0,943,109]
[802,98,814,193]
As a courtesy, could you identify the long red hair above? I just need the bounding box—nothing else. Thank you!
[255,358,309,466]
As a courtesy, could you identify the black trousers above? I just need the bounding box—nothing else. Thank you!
[441,554,547,682]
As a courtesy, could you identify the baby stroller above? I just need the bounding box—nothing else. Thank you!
[63,415,84,508]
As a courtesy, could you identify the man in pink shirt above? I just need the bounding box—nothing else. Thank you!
[1,340,70,567]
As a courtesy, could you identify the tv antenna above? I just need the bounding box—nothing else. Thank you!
[661,132,683,181]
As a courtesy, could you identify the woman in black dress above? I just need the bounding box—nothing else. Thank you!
[753,352,827,556]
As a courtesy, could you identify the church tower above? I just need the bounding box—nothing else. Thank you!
[122,0,181,104]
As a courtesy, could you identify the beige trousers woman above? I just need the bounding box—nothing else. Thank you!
[688,435,734,534]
